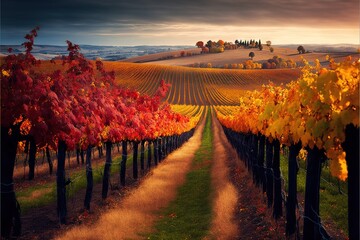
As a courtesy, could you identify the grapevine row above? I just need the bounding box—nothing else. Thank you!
[215,57,359,239]
[0,29,201,238]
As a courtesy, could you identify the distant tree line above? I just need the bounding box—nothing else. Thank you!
[235,39,262,49]
[196,38,307,58]
[196,39,272,54]
[196,39,237,54]
[189,55,297,70]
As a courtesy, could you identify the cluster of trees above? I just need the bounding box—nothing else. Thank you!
[190,56,296,70]
[196,39,274,53]
[180,51,198,57]
[235,39,276,52]
[235,39,267,51]
[196,40,237,54]
[189,62,213,68]
[262,56,297,69]
[224,61,262,70]
[205,40,225,53]
[235,39,262,48]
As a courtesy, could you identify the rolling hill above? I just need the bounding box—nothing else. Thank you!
[33,60,300,106]
[124,45,358,67]
[103,61,300,105]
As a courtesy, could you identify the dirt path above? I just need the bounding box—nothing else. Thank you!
[54,113,207,239]
[210,111,287,239]
[20,110,290,239]
[208,111,239,239]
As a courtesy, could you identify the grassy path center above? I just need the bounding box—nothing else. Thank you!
[148,111,214,239]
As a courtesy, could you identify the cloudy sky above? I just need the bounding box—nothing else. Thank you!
[1,0,359,46]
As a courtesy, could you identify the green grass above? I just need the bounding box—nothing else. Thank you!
[148,112,213,239]
[279,153,348,235]
[17,150,137,214]
[17,182,55,211]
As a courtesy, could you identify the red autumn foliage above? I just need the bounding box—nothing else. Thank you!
[1,28,193,151]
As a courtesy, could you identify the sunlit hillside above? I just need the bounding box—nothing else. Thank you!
[103,61,300,105]
[124,46,358,67]
[33,60,300,105]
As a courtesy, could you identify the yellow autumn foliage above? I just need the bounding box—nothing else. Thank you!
[216,57,359,181]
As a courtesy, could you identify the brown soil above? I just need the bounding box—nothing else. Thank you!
[208,111,239,239]
[211,112,348,240]
[211,111,287,239]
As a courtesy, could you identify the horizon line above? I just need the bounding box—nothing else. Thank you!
[1,43,359,48]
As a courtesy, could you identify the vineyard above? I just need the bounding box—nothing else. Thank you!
[215,57,359,239]
[1,29,359,240]
[35,60,300,105]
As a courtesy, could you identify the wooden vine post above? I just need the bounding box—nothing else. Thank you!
[342,124,359,240]
[286,142,301,236]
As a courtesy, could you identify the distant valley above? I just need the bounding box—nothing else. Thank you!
[0,44,195,61]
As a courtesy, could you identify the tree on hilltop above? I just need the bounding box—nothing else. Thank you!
[206,40,215,49]
[217,40,225,47]
[196,41,204,48]
[297,45,306,54]
[249,51,255,60]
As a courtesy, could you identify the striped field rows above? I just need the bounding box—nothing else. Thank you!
[103,62,300,105]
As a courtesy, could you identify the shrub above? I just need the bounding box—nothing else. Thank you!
[210,47,224,53]
[262,62,271,69]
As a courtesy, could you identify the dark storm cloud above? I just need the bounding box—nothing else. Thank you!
[1,0,358,44]
[3,0,358,28]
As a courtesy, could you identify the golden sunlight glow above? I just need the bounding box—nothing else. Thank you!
[95,23,359,45]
